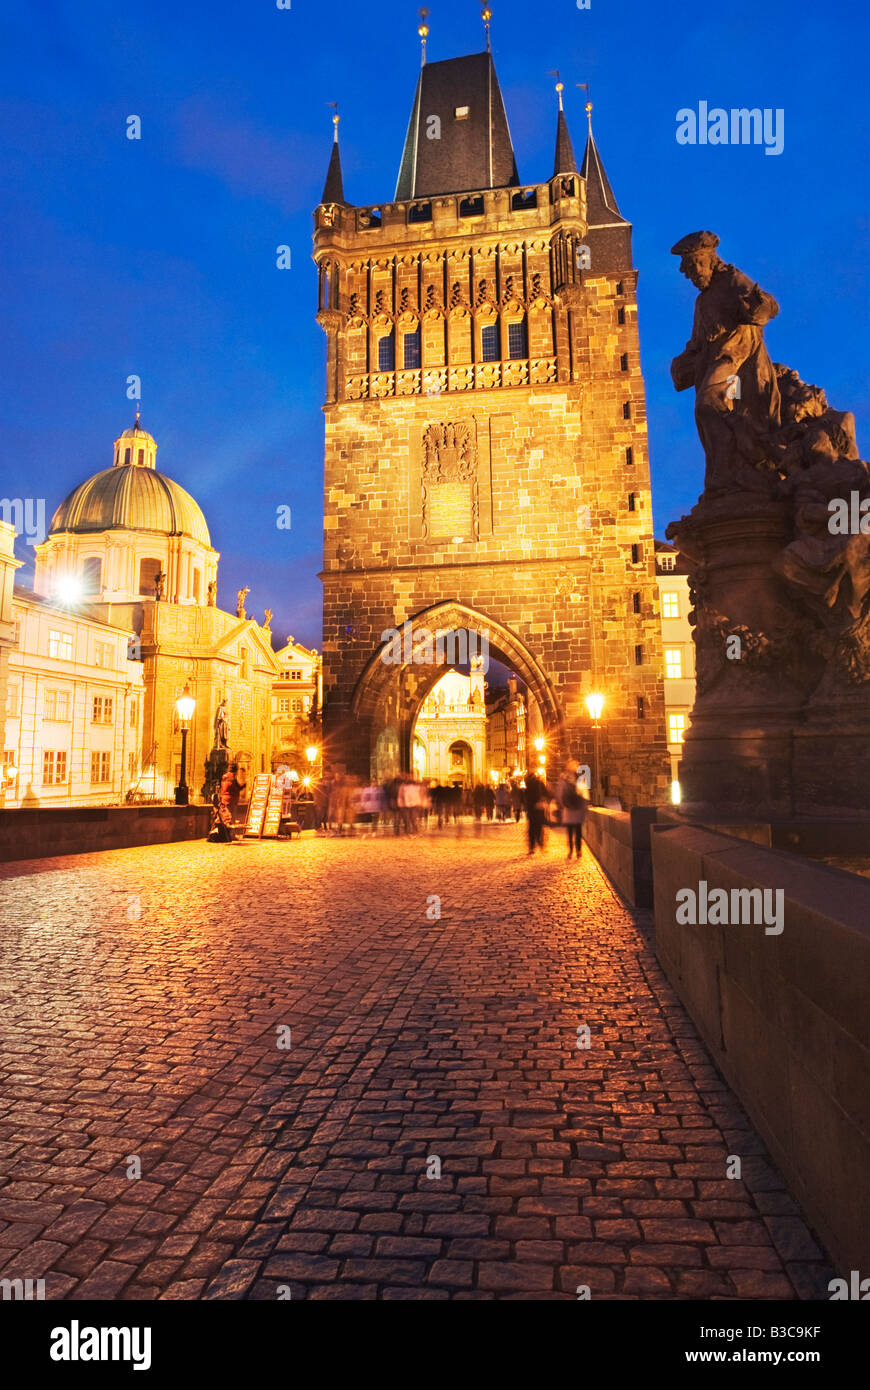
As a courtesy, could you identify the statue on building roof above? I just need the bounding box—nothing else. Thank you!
[236,586,249,619]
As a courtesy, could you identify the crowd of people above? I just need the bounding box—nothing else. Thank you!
[309,759,590,855]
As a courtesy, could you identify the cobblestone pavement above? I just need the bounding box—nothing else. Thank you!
[0,822,831,1301]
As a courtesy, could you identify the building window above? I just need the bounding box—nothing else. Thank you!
[507,320,528,359]
[128,751,137,778]
[481,323,499,362]
[138,558,162,597]
[137,448,144,465]
[94,641,113,669]
[377,332,395,371]
[659,553,676,572]
[669,713,687,744]
[6,682,19,716]
[634,644,644,665]
[616,281,624,295]
[628,492,637,512]
[662,591,680,619]
[637,696,646,719]
[90,751,111,783]
[625,447,633,466]
[290,669,303,681]
[631,543,641,564]
[454,105,469,120]
[291,697,303,714]
[665,648,683,679]
[44,689,71,721]
[192,569,201,602]
[623,401,632,419]
[632,592,641,614]
[43,750,68,785]
[617,306,626,325]
[402,330,421,369]
[48,629,74,661]
[124,448,131,464]
[82,556,102,593]
[92,696,113,724]
[620,353,629,372]
[277,697,290,714]
[129,698,138,727]
[240,648,249,681]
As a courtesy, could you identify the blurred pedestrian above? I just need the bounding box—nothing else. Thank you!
[557,758,587,859]
[523,770,552,854]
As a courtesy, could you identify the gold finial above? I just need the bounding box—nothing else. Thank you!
[135,402,141,428]
[417,8,429,66]
[549,70,564,111]
[328,101,339,142]
[481,6,492,52]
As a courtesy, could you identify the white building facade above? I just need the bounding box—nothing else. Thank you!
[655,541,695,790]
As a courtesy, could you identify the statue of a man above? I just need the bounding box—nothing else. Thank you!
[214,698,229,750]
[236,586,249,619]
[670,231,781,490]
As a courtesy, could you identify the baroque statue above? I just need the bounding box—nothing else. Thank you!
[213,698,229,751]
[236,586,249,619]
[666,231,870,811]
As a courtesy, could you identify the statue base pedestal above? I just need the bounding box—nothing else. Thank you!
[202,748,228,804]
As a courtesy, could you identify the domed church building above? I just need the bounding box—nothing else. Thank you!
[33,414,280,803]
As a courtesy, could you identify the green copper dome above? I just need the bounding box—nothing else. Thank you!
[49,463,211,546]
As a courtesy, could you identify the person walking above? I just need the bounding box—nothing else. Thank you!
[522,769,552,855]
[557,758,587,860]
[495,781,510,821]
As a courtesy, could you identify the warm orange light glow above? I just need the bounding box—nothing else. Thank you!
[585,692,605,724]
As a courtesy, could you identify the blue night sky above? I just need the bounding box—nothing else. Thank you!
[2,0,868,649]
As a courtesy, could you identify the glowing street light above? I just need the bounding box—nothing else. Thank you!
[306,745,319,768]
[533,736,545,753]
[174,684,195,805]
[585,692,604,727]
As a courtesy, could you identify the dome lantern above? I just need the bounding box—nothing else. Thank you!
[113,408,157,469]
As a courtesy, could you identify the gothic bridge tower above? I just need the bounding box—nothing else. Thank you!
[314,45,668,805]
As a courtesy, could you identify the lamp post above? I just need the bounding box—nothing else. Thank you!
[174,683,195,806]
[306,744,319,779]
[585,692,604,804]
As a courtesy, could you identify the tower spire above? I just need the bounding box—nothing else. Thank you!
[481,6,492,53]
[552,78,578,177]
[321,104,345,203]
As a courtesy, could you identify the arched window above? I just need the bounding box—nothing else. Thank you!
[138,557,162,596]
[192,569,201,602]
[124,447,131,464]
[377,331,395,371]
[507,318,528,360]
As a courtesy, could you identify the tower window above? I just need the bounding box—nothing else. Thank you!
[137,447,145,464]
[623,401,632,419]
[637,696,646,719]
[628,492,638,512]
[403,330,421,369]
[631,543,642,564]
[635,644,644,666]
[616,281,624,295]
[454,106,469,120]
[620,353,629,372]
[192,569,201,602]
[632,591,641,614]
[459,195,484,217]
[626,446,634,466]
[617,306,626,325]
[377,332,395,371]
[507,320,528,359]
[124,448,131,464]
[481,324,499,362]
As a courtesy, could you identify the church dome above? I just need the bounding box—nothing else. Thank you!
[48,418,211,547]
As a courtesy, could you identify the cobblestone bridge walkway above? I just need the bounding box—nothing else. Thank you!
[0,823,830,1300]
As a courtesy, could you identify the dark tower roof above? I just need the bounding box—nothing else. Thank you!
[580,128,628,224]
[395,51,519,199]
[321,138,345,204]
[553,108,578,176]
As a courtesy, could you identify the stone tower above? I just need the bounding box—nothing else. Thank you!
[314,48,668,806]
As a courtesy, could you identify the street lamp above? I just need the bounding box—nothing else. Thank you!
[306,744,319,768]
[174,683,195,806]
[585,692,605,804]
